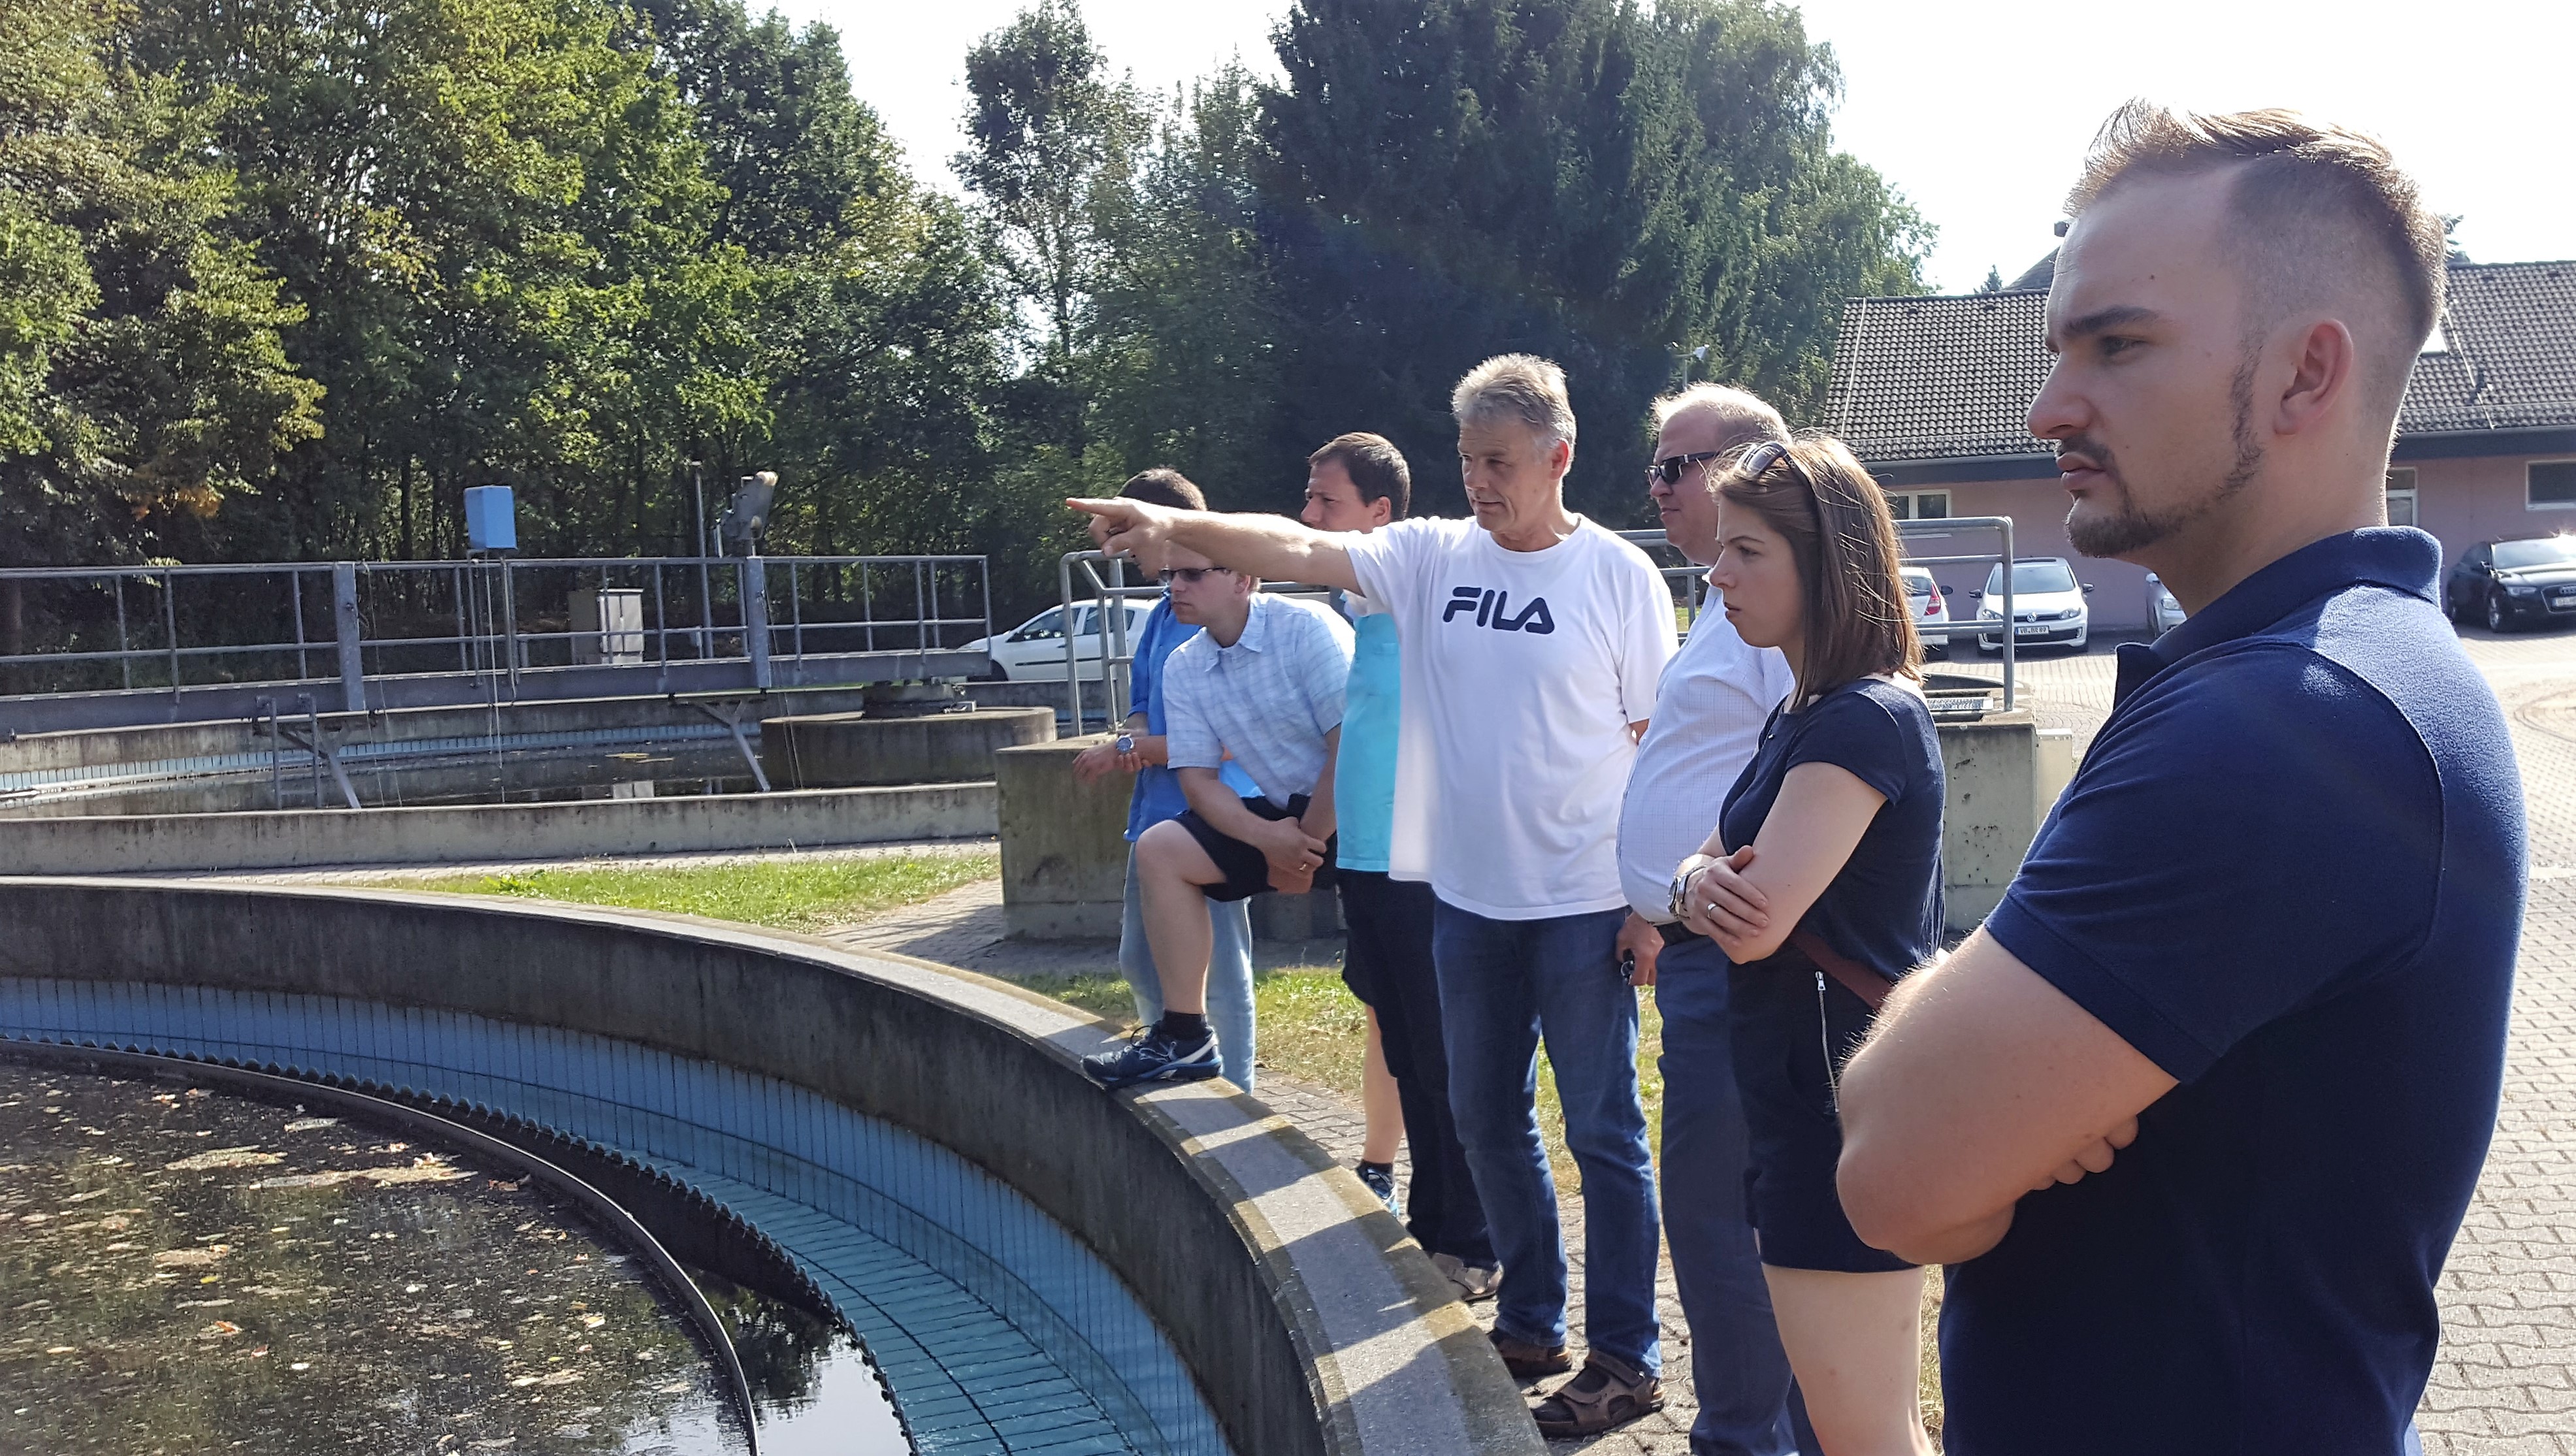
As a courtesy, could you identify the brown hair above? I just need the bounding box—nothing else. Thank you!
[1120,468,1205,512]
[2066,101,2447,413]
[1307,432,1412,519]
[1718,434,1919,707]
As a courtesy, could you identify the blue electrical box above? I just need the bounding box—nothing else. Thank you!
[463,485,517,552]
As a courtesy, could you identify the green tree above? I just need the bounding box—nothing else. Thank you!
[0,0,323,566]
[956,0,1148,368]
[1258,0,1929,521]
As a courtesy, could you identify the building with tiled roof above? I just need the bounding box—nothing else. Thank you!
[1823,259,2576,630]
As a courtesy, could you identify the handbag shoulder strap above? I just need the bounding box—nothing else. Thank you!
[1791,928,1893,1012]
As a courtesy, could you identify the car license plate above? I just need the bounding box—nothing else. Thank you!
[2015,624,2049,637]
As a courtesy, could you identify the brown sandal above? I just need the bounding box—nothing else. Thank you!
[1488,1329,1572,1380]
[1531,1351,1665,1437]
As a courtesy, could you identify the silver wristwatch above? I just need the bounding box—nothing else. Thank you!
[1114,733,1136,756]
[1668,854,1716,921]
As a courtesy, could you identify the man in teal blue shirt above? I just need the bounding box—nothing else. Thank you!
[1301,434,1496,1300]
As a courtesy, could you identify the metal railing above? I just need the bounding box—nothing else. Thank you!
[1053,516,2025,730]
[0,554,992,736]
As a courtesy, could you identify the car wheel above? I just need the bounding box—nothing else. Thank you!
[2486,592,2509,634]
[2445,587,2466,625]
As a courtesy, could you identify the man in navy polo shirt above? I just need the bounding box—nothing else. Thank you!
[1836,104,2524,1454]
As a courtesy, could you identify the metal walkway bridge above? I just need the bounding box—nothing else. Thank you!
[0,554,993,737]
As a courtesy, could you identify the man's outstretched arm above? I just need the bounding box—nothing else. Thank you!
[1835,928,2176,1265]
[1068,498,1364,594]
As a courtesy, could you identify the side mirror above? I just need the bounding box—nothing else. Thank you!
[1968,590,1982,600]
[1940,585,1954,595]
[2082,583,2096,594]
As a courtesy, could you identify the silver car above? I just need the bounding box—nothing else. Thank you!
[2145,573,2187,636]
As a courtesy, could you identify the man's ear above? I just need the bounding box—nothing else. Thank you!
[2274,317,2358,438]
[1550,439,1574,478]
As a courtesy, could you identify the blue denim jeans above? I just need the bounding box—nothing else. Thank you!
[1121,846,1258,1091]
[1658,935,1801,1456]
[1433,899,1660,1374]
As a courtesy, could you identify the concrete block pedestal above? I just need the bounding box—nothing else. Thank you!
[996,738,1130,939]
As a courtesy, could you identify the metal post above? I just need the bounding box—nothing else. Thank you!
[2000,517,2017,712]
[161,575,180,701]
[113,575,130,690]
[860,562,873,652]
[498,558,521,696]
[788,562,804,660]
[453,566,470,672]
[289,571,310,679]
[1058,553,1081,730]
[333,562,366,713]
[740,558,772,691]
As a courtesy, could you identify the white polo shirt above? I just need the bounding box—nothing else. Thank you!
[1343,515,1675,920]
[1614,592,1797,919]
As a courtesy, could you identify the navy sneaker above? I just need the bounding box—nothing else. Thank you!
[1083,1025,1221,1088]
[1356,1163,1401,1218]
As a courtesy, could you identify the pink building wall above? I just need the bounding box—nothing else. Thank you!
[1889,453,2566,636]
[2411,453,2576,572]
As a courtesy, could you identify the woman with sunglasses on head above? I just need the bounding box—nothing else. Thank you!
[1671,434,1944,1455]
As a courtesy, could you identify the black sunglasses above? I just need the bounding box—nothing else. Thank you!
[1157,566,1235,586]
[1646,450,1728,486]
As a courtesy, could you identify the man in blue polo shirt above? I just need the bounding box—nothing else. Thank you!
[1836,104,2524,1454]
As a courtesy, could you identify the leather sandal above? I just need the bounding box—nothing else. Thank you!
[1530,1351,1665,1437]
[1488,1329,1572,1380]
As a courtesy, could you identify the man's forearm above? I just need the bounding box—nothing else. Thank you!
[1170,513,1362,594]
[1299,730,1339,843]
[1179,768,1275,843]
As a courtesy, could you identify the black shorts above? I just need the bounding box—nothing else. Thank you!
[1336,869,1434,1011]
[1176,794,1335,903]
[1728,952,1916,1274]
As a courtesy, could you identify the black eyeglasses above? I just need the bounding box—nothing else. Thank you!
[1157,566,1235,586]
[1647,450,1727,486]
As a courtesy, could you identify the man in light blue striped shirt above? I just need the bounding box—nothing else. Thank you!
[1083,546,1354,1088]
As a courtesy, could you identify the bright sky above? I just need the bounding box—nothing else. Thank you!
[789,0,2576,295]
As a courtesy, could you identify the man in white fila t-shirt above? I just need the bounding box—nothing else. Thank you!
[1071,355,1677,1436]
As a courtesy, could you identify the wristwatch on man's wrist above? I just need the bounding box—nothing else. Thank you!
[1668,854,1718,921]
[1114,733,1136,756]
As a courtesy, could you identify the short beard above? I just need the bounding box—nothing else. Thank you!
[2065,342,2267,559]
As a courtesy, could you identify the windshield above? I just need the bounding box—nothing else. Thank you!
[2494,538,2576,570]
[1984,560,2079,595]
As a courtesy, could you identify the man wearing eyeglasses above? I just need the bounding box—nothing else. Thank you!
[1083,544,1355,1088]
[1072,470,1267,1091]
[1617,385,1808,1456]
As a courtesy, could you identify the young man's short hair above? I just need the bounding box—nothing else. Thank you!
[2065,101,2447,415]
[1120,468,1206,512]
[1650,383,1789,449]
[1307,433,1412,520]
[1452,354,1578,449]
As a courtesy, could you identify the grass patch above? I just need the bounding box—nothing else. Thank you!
[394,853,998,932]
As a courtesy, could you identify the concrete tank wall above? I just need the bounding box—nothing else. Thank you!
[0,879,1540,1456]
[0,782,995,875]
[765,705,1054,788]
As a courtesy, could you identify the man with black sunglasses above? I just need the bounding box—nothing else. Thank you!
[1616,385,1810,1456]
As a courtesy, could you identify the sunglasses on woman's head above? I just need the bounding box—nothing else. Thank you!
[1158,566,1234,586]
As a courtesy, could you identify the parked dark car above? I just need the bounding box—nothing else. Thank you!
[2446,535,2576,631]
